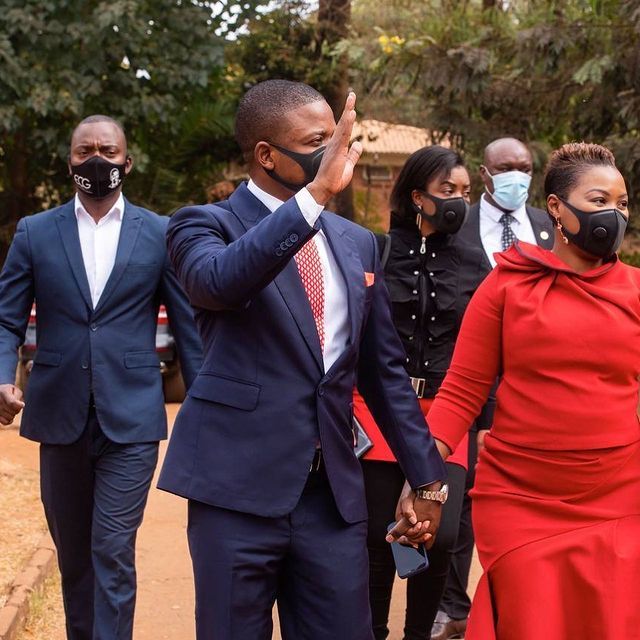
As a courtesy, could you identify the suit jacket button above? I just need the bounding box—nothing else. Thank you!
[90,323,98,331]
[290,233,298,242]
[284,238,294,248]
[318,386,324,397]
[276,248,284,257]
[81,362,89,370]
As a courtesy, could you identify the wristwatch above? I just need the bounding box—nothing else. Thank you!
[416,483,449,504]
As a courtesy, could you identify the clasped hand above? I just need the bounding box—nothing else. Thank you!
[385,480,443,549]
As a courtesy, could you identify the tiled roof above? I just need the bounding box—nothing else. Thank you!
[352,119,448,155]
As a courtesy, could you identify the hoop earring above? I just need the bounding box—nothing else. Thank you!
[554,217,569,245]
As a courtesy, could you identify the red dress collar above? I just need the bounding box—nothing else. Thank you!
[495,241,619,279]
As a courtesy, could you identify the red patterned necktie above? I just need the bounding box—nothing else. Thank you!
[294,238,325,351]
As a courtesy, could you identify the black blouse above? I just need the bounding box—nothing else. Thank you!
[380,225,490,399]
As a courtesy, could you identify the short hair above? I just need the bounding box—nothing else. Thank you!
[70,115,127,147]
[544,142,616,199]
[483,137,530,164]
[390,145,466,227]
[234,80,325,156]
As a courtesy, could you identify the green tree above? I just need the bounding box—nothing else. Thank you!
[0,0,261,258]
[343,0,640,223]
[226,0,356,218]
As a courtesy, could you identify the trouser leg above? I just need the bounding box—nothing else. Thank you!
[90,419,158,640]
[404,463,465,640]
[361,460,406,640]
[278,471,374,640]
[440,435,477,622]
[40,426,95,640]
[187,499,288,640]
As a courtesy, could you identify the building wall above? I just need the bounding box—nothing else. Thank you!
[352,155,407,232]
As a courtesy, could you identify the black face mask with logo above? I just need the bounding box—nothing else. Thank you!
[265,144,325,192]
[560,198,628,259]
[417,193,468,234]
[70,156,127,200]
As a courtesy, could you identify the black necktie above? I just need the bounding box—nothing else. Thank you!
[499,213,517,251]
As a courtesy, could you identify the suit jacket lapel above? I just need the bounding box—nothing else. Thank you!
[273,261,325,373]
[93,199,142,316]
[460,202,492,269]
[55,201,93,311]
[228,184,324,374]
[526,205,554,248]
[321,215,364,351]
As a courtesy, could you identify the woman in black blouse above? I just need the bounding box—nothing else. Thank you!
[353,146,494,639]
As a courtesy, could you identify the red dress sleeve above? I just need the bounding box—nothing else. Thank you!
[427,268,504,453]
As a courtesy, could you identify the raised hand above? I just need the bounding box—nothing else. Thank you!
[307,92,363,205]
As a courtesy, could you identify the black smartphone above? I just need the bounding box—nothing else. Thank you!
[386,522,429,579]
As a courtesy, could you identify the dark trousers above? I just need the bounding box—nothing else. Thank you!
[39,407,158,640]
[187,468,374,640]
[440,431,478,621]
[361,460,466,640]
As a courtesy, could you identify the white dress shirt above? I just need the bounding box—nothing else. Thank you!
[478,193,536,268]
[246,180,349,372]
[75,193,124,307]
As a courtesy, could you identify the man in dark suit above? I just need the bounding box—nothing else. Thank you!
[457,137,554,267]
[0,115,202,640]
[432,137,553,640]
[158,80,448,640]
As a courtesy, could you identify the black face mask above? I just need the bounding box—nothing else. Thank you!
[417,193,468,234]
[559,198,628,259]
[70,156,127,200]
[265,144,325,192]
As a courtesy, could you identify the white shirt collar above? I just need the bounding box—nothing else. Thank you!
[246,179,284,214]
[74,193,125,224]
[479,192,528,225]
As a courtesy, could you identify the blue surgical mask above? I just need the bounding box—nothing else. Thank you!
[485,169,531,211]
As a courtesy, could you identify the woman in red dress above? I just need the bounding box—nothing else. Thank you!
[420,142,640,639]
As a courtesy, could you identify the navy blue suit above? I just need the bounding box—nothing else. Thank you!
[159,183,446,639]
[0,198,202,640]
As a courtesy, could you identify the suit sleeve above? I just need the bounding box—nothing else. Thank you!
[166,198,317,311]
[0,218,35,384]
[427,270,504,453]
[157,235,203,391]
[357,232,447,488]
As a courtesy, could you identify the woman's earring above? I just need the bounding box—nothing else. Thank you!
[554,217,569,245]
[415,204,423,228]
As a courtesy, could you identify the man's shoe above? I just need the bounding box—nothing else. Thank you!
[430,611,467,640]
[430,610,450,639]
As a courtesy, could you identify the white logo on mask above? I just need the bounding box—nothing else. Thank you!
[74,174,92,191]
[109,168,121,189]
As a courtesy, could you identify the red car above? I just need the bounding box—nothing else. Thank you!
[17,304,186,402]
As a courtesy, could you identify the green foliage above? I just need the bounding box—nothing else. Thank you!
[4,0,640,251]
[0,0,262,235]
[225,1,337,102]
[619,251,640,268]
[353,187,386,232]
[344,0,640,221]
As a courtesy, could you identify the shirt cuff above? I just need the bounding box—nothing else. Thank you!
[295,188,324,227]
